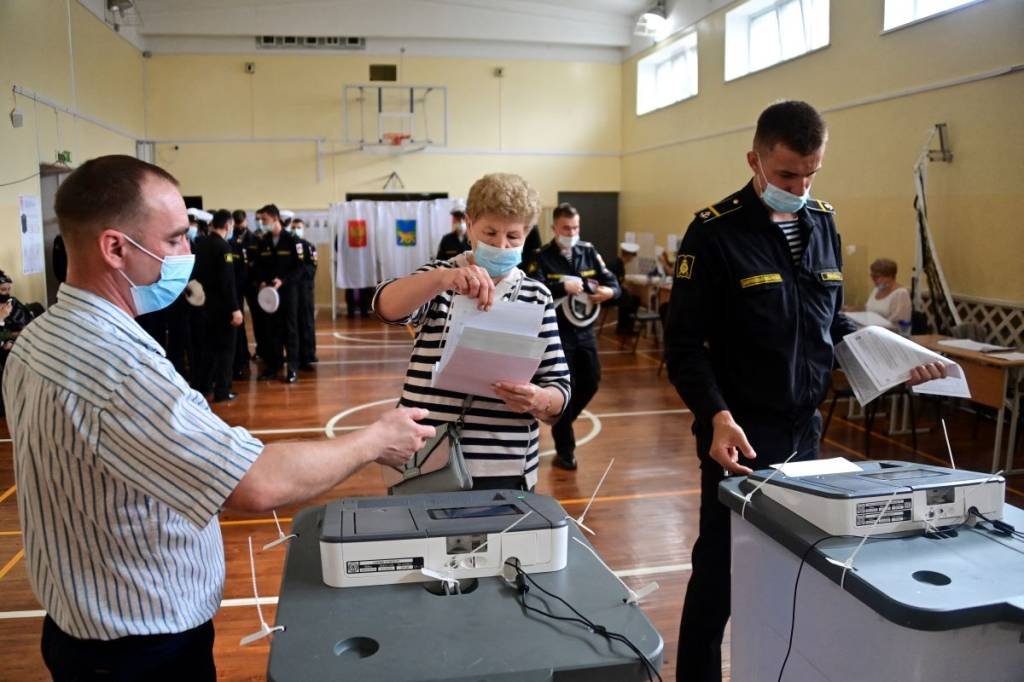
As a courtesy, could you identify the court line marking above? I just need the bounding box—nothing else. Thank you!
[0,562,695,619]
[0,549,24,581]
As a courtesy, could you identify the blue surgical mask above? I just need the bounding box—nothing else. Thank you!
[293,227,304,239]
[757,155,809,213]
[473,240,523,278]
[187,225,198,241]
[557,234,579,249]
[118,235,195,316]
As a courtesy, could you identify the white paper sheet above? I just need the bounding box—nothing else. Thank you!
[937,338,1011,353]
[835,326,970,405]
[770,457,862,477]
[431,297,548,399]
[989,351,1024,362]
[844,310,895,329]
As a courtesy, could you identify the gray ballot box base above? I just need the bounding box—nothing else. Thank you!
[720,477,1024,681]
[267,504,663,682]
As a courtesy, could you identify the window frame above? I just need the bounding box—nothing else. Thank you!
[635,31,700,117]
[881,0,988,34]
[724,0,831,83]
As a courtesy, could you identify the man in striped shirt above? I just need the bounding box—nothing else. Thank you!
[1,155,434,680]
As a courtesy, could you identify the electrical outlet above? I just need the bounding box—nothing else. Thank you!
[57,150,72,164]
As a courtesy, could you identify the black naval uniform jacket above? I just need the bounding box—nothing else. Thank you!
[529,239,621,340]
[256,230,304,290]
[665,180,857,448]
[436,231,471,260]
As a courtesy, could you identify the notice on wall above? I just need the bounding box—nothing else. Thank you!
[19,195,44,275]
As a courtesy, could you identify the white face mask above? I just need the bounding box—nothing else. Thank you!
[558,234,579,249]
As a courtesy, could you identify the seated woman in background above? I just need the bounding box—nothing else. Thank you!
[372,173,570,492]
[0,270,37,417]
[865,258,912,325]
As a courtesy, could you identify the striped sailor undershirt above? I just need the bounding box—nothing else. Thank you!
[776,219,803,264]
[372,254,571,490]
[1,285,263,640]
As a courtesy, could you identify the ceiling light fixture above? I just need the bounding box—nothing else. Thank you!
[634,0,669,39]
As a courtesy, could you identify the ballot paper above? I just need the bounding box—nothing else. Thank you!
[990,351,1024,362]
[431,296,548,399]
[937,338,1011,353]
[844,311,895,329]
[836,326,971,405]
[770,457,862,477]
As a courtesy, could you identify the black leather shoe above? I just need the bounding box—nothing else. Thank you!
[213,392,238,403]
[284,371,298,384]
[299,363,315,371]
[552,454,577,471]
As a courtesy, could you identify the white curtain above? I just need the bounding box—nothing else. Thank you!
[333,201,379,289]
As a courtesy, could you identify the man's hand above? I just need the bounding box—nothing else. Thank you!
[272,278,283,289]
[367,407,436,469]
[563,279,584,296]
[906,362,947,386]
[710,411,758,475]
[230,310,243,327]
[0,301,11,323]
[438,265,495,310]
[589,286,614,304]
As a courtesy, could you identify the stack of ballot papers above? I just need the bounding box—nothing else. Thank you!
[844,310,895,329]
[936,338,1011,353]
[431,295,548,399]
[835,326,971,405]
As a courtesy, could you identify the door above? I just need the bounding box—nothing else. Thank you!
[555,192,619,263]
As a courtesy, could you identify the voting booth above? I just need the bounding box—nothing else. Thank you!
[720,463,1024,681]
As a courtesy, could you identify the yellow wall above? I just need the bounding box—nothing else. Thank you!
[0,0,144,305]
[144,53,622,302]
[621,0,1024,304]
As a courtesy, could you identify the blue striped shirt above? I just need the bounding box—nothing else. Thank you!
[372,256,571,490]
[1,285,263,640]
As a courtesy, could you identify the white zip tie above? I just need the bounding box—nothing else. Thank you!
[577,458,615,529]
[466,510,534,559]
[741,450,798,520]
[940,418,956,470]
[840,490,900,591]
[240,536,285,646]
[262,510,297,550]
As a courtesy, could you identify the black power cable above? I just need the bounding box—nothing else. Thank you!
[504,560,663,682]
[777,535,834,682]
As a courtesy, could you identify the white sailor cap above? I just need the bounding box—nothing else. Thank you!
[279,209,295,220]
[619,242,639,254]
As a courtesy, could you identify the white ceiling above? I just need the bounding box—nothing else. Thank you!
[86,0,733,60]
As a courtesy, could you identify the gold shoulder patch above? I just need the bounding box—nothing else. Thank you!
[819,270,843,282]
[806,198,835,213]
[675,254,695,279]
[696,194,743,223]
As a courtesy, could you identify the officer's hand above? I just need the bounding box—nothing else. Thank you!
[272,278,283,289]
[230,310,243,327]
[1,341,12,351]
[589,286,614,304]
[367,407,437,469]
[439,265,495,311]
[906,362,947,386]
[0,302,11,322]
[563,279,584,296]
[710,411,757,475]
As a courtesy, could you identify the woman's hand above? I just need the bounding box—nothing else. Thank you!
[493,382,562,423]
[438,265,495,310]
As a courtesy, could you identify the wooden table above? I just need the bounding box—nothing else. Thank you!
[623,274,672,311]
[913,334,1024,474]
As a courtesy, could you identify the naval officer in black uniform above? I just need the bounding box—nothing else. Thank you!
[530,203,620,470]
[255,204,303,383]
[194,209,243,402]
[665,100,947,682]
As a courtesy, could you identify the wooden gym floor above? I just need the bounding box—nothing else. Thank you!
[0,315,1021,681]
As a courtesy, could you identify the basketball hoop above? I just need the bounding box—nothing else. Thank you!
[382,132,412,146]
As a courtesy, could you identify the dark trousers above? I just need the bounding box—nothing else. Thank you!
[345,287,373,317]
[551,333,601,459]
[266,284,299,374]
[245,287,269,361]
[615,291,641,334]
[675,410,821,682]
[197,311,236,400]
[41,615,216,682]
[297,280,317,364]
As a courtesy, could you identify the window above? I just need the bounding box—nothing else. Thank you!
[725,0,829,81]
[636,31,698,116]
[883,0,986,31]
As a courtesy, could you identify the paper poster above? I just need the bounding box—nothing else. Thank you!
[19,195,44,275]
[294,210,330,244]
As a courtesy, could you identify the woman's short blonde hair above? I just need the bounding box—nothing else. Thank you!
[870,258,898,278]
[466,173,540,226]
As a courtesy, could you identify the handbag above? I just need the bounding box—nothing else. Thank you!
[389,396,474,495]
